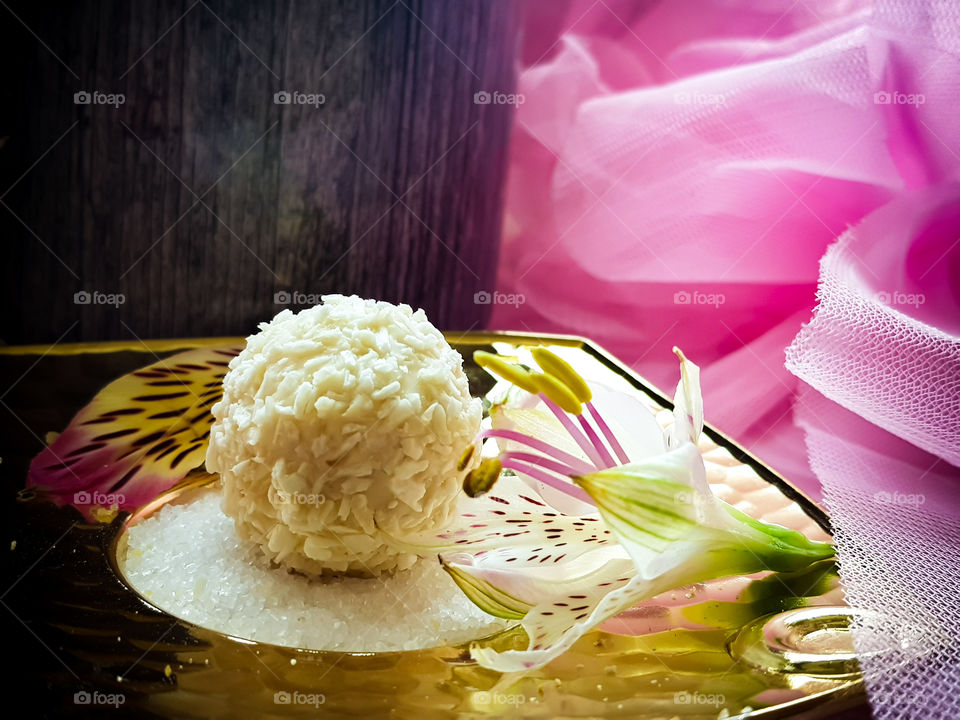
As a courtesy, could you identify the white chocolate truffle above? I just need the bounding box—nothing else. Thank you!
[206,295,481,576]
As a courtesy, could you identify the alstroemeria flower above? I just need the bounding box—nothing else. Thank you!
[401,347,834,672]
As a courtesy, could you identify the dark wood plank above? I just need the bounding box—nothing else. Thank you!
[0,0,519,343]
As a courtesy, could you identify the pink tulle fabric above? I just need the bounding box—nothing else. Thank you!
[787,183,960,467]
[492,0,960,497]
[492,1,960,716]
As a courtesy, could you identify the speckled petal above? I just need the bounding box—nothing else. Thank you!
[391,473,617,562]
[27,346,240,519]
[441,544,634,616]
[470,555,703,671]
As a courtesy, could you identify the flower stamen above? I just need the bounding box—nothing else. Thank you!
[540,396,606,468]
[500,450,587,480]
[532,374,583,415]
[463,458,503,498]
[477,429,595,475]
[531,347,592,402]
[577,414,616,467]
[586,402,630,465]
[457,445,475,471]
[500,458,594,505]
[474,351,540,394]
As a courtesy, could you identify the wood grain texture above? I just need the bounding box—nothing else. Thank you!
[0,0,519,344]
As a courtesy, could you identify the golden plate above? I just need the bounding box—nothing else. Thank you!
[2,332,865,718]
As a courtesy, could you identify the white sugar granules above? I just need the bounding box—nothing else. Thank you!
[119,490,509,652]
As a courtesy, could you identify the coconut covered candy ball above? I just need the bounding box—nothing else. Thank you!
[206,295,482,577]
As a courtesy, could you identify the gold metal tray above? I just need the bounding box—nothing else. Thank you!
[1,332,865,719]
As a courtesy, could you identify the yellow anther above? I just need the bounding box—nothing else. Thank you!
[457,445,475,472]
[473,351,540,394]
[532,372,583,415]
[463,458,503,498]
[531,347,592,403]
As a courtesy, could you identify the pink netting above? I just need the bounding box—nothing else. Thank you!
[494,1,960,716]
[786,182,960,720]
[796,386,960,720]
[786,184,960,468]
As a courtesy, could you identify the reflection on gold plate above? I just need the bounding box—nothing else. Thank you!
[3,332,865,718]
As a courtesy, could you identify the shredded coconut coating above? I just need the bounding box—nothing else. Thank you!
[206,295,481,577]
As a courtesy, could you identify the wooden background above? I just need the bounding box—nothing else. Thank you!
[0,0,519,344]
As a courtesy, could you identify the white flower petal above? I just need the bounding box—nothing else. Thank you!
[442,545,633,619]
[470,554,700,672]
[388,474,616,556]
[588,383,666,461]
[668,348,703,447]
